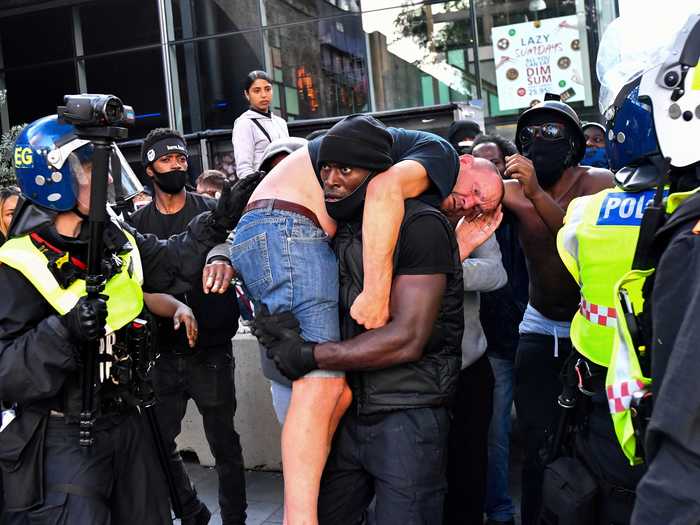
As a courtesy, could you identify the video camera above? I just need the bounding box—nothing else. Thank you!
[58,94,135,128]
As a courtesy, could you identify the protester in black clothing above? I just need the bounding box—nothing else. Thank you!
[130,128,245,525]
[473,134,528,525]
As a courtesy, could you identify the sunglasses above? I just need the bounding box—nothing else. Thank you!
[519,123,569,145]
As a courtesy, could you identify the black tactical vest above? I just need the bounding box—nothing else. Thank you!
[334,199,463,415]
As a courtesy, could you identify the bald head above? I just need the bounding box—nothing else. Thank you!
[441,154,504,225]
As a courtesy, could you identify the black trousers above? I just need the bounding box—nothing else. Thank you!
[9,411,171,525]
[514,333,572,525]
[575,389,645,525]
[444,354,495,525]
[151,344,246,525]
[318,407,450,525]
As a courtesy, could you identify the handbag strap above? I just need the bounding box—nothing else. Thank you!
[251,118,272,143]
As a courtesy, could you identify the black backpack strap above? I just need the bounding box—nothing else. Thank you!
[632,156,670,271]
[251,118,272,143]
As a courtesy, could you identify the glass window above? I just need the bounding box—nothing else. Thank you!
[84,49,168,138]
[80,0,160,55]
[172,31,265,133]
[262,0,361,26]
[3,62,77,127]
[0,8,74,68]
[170,0,261,40]
[363,2,477,112]
[264,15,370,120]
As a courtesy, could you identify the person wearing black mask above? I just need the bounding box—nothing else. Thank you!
[130,128,246,525]
[501,98,613,525]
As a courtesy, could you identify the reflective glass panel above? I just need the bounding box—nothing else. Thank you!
[84,49,168,138]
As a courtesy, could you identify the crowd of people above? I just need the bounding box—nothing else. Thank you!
[0,11,699,525]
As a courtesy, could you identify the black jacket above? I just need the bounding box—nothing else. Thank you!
[334,199,463,415]
[632,191,700,525]
[0,212,229,417]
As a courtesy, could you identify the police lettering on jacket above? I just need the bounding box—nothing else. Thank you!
[597,190,658,226]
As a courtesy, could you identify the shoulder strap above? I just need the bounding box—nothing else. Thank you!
[251,118,272,143]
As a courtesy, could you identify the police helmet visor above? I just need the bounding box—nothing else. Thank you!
[65,142,142,208]
[597,13,690,113]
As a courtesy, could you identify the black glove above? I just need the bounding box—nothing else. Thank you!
[212,172,265,231]
[60,295,108,343]
[252,305,316,381]
[252,304,300,347]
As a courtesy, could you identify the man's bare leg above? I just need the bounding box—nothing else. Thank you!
[281,376,352,525]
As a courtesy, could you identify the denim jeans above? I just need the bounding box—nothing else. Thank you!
[230,207,342,417]
[485,356,516,522]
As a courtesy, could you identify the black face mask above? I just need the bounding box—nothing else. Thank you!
[325,173,375,222]
[153,169,188,195]
[524,139,572,188]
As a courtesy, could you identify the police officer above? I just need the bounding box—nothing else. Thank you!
[0,113,259,523]
[555,138,652,522]
[593,13,700,525]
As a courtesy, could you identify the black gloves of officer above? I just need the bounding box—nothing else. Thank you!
[60,295,108,343]
[212,171,264,231]
[252,305,318,381]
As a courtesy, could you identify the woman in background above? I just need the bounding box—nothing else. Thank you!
[232,70,289,178]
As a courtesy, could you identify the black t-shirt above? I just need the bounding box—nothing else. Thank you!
[129,192,239,351]
[308,127,458,208]
[395,214,454,276]
[130,192,216,239]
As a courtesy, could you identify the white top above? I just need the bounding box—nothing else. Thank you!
[232,109,289,178]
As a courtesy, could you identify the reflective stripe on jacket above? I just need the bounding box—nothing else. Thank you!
[606,187,700,465]
[557,188,652,366]
[0,228,144,334]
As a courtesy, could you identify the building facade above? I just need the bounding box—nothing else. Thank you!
[0,0,619,143]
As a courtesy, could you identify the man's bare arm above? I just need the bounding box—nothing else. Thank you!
[315,272,445,370]
[504,154,566,236]
[354,160,431,329]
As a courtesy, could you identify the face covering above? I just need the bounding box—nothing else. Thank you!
[325,173,375,222]
[153,169,188,195]
[582,147,609,168]
[524,139,572,188]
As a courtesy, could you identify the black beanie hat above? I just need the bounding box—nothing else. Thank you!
[317,114,394,172]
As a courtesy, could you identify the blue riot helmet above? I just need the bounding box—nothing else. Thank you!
[598,13,700,173]
[602,77,660,172]
[13,115,142,213]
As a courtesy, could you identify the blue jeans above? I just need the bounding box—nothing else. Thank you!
[230,206,342,420]
[485,356,515,522]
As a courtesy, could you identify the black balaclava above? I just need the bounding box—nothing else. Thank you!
[521,114,577,189]
[325,172,376,222]
[143,136,189,194]
[318,115,393,221]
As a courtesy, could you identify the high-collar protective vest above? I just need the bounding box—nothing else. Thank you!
[0,226,144,334]
[557,187,655,367]
[606,187,700,465]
